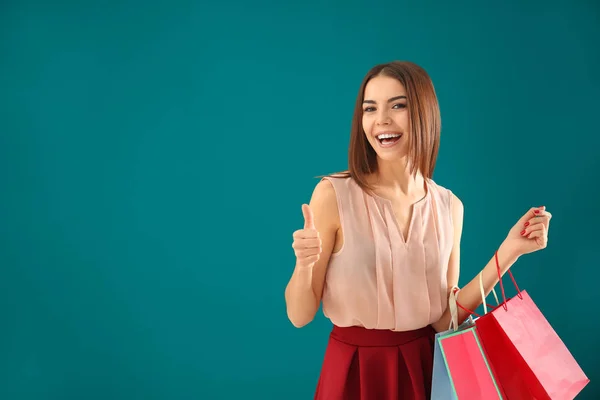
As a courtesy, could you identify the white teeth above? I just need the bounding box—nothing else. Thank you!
[377,133,401,140]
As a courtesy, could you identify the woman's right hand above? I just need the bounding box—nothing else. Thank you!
[285,181,339,328]
[292,204,322,269]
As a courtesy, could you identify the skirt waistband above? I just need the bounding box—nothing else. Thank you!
[330,325,435,347]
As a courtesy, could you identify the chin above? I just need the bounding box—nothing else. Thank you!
[376,152,408,163]
[370,141,408,163]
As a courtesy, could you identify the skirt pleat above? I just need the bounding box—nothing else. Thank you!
[314,325,435,400]
[358,345,399,399]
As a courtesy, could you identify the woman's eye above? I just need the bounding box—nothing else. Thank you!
[364,104,405,112]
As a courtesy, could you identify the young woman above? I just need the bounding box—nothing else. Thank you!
[284,61,551,399]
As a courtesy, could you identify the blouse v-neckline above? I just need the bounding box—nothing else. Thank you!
[364,179,431,245]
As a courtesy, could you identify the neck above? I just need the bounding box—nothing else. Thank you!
[372,157,426,196]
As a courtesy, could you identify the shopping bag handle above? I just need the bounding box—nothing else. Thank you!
[454,250,523,316]
[480,270,499,314]
[494,250,523,310]
[451,269,500,322]
[453,278,500,318]
[448,286,459,331]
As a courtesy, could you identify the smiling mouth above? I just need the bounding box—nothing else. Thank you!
[376,133,403,147]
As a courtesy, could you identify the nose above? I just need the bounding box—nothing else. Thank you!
[376,110,391,125]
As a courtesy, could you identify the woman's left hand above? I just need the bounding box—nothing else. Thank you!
[504,206,552,257]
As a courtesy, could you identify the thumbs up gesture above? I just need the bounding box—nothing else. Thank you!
[292,204,323,269]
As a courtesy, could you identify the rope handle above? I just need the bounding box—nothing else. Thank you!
[454,249,522,317]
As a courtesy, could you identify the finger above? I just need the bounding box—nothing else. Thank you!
[524,214,551,228]
[541,210,552,219]
[543,211,552,226]
[528,230,548,247]
[518,206,542,224]
[532,210,552,220]
[528,230,544,239]
[530,206,546,217]
[292,238,322,249]
[522,223,546,237]
[293,228,319,239]
[517,206,547,228]
[302,204,315,229]
[295,248,321,259]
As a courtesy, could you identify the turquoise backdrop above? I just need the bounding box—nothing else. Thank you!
[1,0,598,399]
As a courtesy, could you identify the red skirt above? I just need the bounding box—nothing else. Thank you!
[314,324,436,400]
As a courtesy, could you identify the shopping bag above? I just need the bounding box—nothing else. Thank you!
[466,252,590,399]
[432,326,506,400]
[431,279,506,399]
[430,317,473,399]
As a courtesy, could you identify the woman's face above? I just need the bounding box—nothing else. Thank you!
[362,75,410,162]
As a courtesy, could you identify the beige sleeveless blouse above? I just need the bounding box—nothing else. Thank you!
[321,176,454,332]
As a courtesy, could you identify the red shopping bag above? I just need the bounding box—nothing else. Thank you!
[432,281,507,399]
[432,326,507,399]
[458,252,589,399]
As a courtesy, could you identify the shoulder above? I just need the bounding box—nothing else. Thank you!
[312,177,337,202]
[429,179,463,221]
[429,179,462,207]
[316,173,354,199]
[308,177,343,229]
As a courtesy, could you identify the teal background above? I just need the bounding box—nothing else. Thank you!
[1,0,598,399]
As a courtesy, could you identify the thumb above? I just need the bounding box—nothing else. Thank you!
[302,204,315,229]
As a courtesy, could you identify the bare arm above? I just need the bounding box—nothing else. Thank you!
[284,179,340,328]
[431,194,521,332]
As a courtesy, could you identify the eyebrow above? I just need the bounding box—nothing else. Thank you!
[363,95,407,104]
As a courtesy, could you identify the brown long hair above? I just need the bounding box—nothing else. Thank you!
[325,61,441,193]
